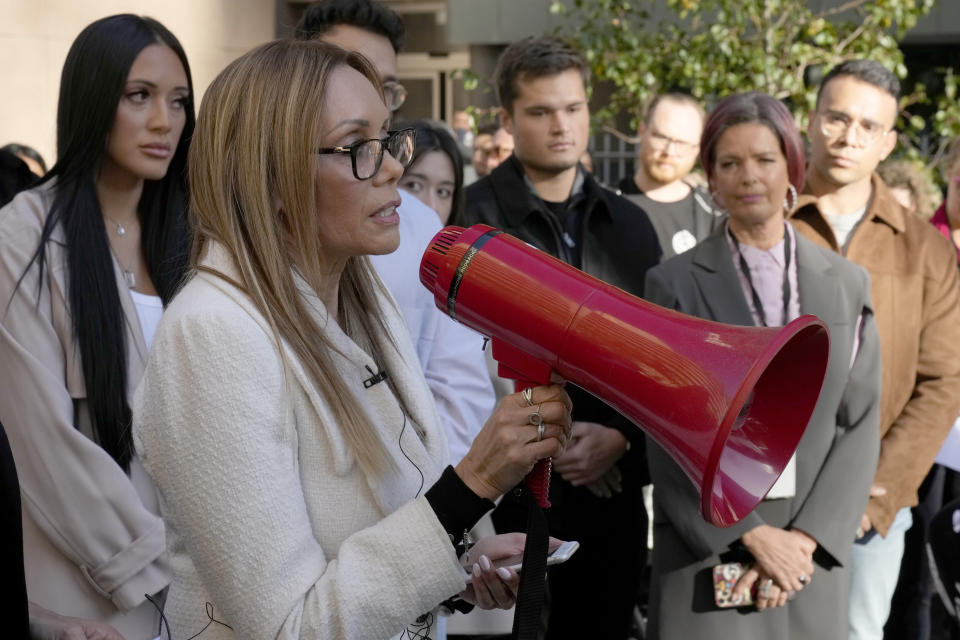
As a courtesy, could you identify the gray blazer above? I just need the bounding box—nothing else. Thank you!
[642,229,881,639]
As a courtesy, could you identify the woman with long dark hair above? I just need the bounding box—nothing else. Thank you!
[0,14,193,636]
[398,119,465,224]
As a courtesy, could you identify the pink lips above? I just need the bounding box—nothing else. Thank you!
[371,200,401,225]
[738,194,764,203]
[141,144,171,159]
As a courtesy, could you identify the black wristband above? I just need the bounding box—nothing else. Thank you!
[439,596,476,615]
[426,465,495,551]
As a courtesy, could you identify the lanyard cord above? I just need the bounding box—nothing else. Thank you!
[727,223,792,327]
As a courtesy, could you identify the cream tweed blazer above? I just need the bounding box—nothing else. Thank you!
[134,242,467,639]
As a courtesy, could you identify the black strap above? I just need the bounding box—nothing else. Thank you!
[512,486,549,640]
[727,224,792,327]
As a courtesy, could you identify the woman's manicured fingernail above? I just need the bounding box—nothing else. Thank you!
[473,563,481,577]
[497,567,512,580]
[731,593,743,605]
[480,555,492,571]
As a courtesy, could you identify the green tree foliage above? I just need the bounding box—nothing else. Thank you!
[551,0,959,163]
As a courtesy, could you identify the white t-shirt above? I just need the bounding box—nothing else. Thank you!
[823,205,868,250]
[130,290,163,352]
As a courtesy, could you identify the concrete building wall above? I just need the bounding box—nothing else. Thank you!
[0,0,275,168]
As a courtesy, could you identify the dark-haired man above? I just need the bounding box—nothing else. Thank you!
[788,59,960,640]
[463,35,661,639]
[618,93,722,259]
[296,0,407,113]
[297,1,496,466]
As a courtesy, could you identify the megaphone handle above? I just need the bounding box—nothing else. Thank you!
[514,379,552,509]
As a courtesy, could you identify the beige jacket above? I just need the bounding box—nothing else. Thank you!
[133,242,466,639]
[0,185,169,636]
[789,174,960,535]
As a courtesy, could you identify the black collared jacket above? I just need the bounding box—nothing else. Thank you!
[461,155,662,448]
[461,155,662,297]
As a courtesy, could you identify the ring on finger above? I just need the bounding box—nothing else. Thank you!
[760,578,774,599]
[521,387,534,406]
[798,574,809,586]
[528,404,543,428]
[537,420,545,442]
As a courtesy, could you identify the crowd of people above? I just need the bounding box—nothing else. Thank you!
[1,1,959,640]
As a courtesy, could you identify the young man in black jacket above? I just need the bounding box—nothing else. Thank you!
[462,35,661,639]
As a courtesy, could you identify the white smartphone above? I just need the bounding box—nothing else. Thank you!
[463,540,579,584]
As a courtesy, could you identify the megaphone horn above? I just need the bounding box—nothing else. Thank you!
[420,224,829,527]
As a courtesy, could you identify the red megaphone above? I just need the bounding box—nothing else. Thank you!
[419,224,829,527]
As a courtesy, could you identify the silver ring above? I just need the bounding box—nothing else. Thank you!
[537,421,545,442]
[521,387,534,406]
[798,575,809,586]
[529,404,543,428]
[760,578,774,599]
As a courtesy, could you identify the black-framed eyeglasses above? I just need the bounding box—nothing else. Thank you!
[316,128,415,180]
[383,81,407,112]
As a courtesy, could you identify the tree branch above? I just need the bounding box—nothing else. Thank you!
[793,61,811,91]
[772,8,791,35]
[816,0,871,19]
[927,138,948,170]
[837,22,867,54]
[601,124,640,144]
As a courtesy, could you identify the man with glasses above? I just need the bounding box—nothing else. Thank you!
[618,92,722,259]
[297,1,407,113]
[788,59,960,640]
[488,127,515,171]
[468,123,496,183]
[470,126,515,182]
[297,0,496,467]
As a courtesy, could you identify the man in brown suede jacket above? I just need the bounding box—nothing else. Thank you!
[788,60,960,640]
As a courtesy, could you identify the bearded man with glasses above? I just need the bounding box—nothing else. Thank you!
[618,92,723,259]
[787,59,960,640]
[297,1,497,470]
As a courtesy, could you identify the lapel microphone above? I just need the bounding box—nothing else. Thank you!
[363,364,388,388]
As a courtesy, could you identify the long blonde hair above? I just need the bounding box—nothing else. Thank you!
[188,39,397,476]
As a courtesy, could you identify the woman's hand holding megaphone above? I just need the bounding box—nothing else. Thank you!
[454,384,573,501]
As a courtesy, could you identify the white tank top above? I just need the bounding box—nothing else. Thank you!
[129,290,163,351]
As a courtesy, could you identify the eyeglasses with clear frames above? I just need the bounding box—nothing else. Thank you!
[818,112,891,147]
[316,128,416,180]
[383,81,407,112]
[646,132,698,156]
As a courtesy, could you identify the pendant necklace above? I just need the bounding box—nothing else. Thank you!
[103,219,137,289]
[120,265,136,289]
[104,215,129,237]
[109,246,137,289]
